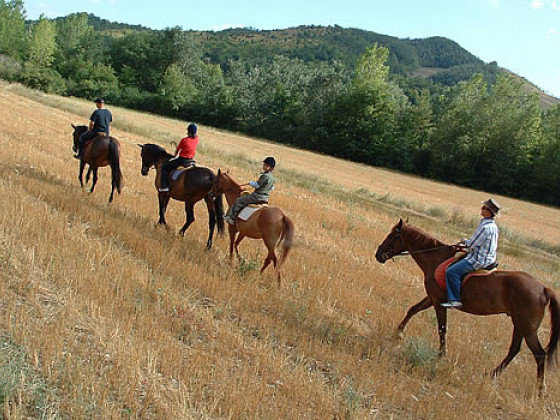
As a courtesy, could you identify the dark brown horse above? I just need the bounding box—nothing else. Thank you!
[212,170,294,286]
[71,124,123,203]
[375,219,559,393]
[138,143,224,249]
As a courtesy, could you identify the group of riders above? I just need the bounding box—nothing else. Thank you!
[76,98,500,305]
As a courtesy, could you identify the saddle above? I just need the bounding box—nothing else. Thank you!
[171,164,196,181]
[237,202,268,221]
[435,256,498,291]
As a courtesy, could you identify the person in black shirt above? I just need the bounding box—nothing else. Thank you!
[74,97,113,159]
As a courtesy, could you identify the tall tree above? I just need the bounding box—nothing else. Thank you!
[325,44,406,165]
[0,0,25,59]
[27,14,57,67]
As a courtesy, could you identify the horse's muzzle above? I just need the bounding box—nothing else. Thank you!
[141,167,149,176]
[375,250,390,263]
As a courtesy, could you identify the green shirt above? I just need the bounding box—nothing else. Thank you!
[253,172,274,198]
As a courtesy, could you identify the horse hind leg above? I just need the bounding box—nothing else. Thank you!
[260,249,277,274]
[524,332,547,395]
[491,327,523,379]
[179,204,195,236]
[260,235,279,285]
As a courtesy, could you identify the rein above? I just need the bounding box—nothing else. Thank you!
[393,245,453,258]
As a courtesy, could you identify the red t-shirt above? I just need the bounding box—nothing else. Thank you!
[176,135,199,159]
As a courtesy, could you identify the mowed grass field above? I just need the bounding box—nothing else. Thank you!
[1,81,560,418]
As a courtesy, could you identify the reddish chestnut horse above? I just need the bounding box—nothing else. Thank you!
[71,124,123,203]
[138,143,224,249]
[376,219,559,393]
[213,170,294,285]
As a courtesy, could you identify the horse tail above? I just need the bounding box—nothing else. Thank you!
[277,214,294,273]
[213,192,225,235]
[545,287,560,367]
[109,139,123,194]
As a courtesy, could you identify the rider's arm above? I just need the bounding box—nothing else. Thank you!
[466,225,487,249]
[248,180,259,188]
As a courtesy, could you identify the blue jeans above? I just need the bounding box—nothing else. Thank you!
[445,258,474,302]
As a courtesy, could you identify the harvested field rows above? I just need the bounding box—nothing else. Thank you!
[1,82,559,418]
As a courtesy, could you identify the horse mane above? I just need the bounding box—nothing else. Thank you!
[402,223,447,248]
[219,171,244,193]
[145,143,174,160]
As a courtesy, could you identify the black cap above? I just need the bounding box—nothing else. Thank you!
[94,97,104,103]
[263,157,276,168]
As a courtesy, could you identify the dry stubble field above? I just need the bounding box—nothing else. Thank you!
[1,81,560,419]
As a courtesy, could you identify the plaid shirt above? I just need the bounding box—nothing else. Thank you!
[465,217,499,269]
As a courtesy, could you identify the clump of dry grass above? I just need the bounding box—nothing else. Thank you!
[1,80,560,418]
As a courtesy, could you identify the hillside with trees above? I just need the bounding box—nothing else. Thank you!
[1,4,560,206]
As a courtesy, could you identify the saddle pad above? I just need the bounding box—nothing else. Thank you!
[435,257,496,291]
[171,165,194,180]
[238,206,260,221]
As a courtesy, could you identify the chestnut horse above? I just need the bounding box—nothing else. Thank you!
[71,124,123,203]
[375,219,559,393]
[212,170,294,285]
[138,143,224,249]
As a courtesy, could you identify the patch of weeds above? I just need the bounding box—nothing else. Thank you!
[426,206,446,218]
[237,255,259,277]
[0,333,60,417]
[344,383,361,418]
[403,337,440,377]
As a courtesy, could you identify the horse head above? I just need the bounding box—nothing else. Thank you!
[375,219,407,263]
[214,169,243,195]
[71,124,88,153]
[138,143,171,176]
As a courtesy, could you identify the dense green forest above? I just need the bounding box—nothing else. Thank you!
[1,3,560,205]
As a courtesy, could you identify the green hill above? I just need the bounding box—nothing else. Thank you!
[63,15,557,106]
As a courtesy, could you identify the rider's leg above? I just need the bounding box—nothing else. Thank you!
[445,258,474,303]
[76,131,95,158]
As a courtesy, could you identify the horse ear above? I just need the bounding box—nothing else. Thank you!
[217,168,221,175]
[71,123,76,129]
[405,218,409,224]
[397,219,403,229]
[137,144,144,149]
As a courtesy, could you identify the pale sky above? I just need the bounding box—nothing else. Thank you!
[24,0,560,98]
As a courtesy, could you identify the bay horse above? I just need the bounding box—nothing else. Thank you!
[375,219,559,393]
[71,124,123,203]
[212,170,294,286]
[138,143,224,249]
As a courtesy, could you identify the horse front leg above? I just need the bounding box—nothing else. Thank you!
[158,192,170,225]
[86,167,93,184]
[434,306,448,355]
[78,161,86,188]
[397,296,432,339]
[204,196,216,249]
[89,167,98,193]
[233,232,245,259]
[179,203,195,236]
[228,226,237,258]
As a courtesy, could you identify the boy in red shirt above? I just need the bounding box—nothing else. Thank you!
[159,123,199,192]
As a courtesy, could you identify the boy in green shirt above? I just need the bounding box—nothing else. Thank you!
[225,157,276,225]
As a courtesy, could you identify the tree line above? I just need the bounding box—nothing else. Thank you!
[1,4,559,206]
